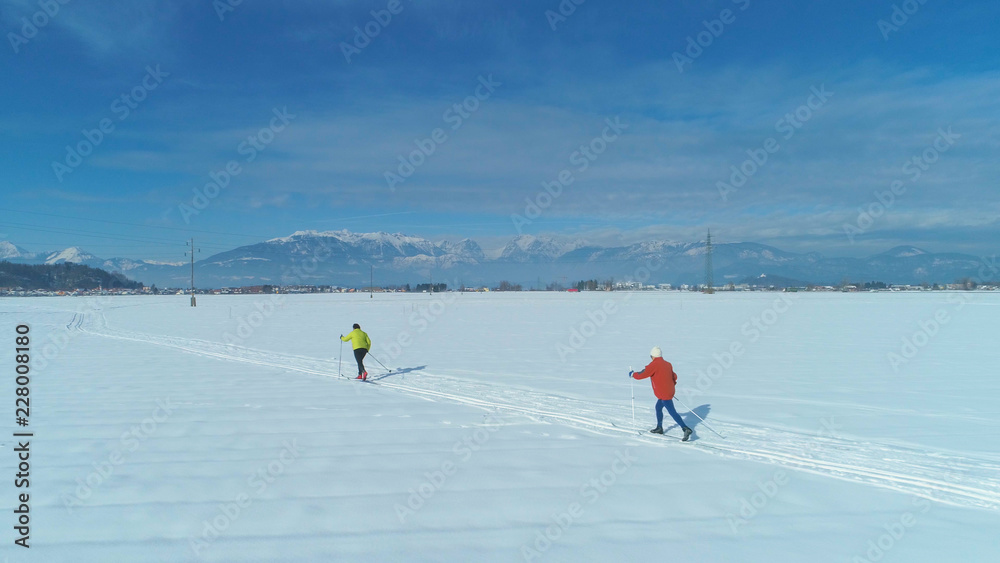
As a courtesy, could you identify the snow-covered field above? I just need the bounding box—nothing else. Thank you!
[2,291,999,562]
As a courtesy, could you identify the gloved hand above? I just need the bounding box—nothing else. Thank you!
[628,370,635,378]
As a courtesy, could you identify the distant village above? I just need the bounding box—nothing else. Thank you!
[1,279,996,298]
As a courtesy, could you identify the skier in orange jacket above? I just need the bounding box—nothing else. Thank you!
[631,346,693,441]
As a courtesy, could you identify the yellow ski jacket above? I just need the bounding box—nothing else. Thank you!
[341,328,371,351]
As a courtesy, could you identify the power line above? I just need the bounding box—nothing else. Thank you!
[2,209,744,267]
[0,207,273,240]
[0,207,420,240]
[704,228,715,294]
[0,221,190,247]
[186,238,199,307]
[0,221,235,250]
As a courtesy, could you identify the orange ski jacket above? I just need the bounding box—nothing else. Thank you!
[632,357,678,400]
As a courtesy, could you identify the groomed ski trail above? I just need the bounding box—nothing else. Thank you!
[74,311,1000,512]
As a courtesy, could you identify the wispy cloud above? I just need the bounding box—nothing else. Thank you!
[4,1,998,258]
[88,64,1000,224]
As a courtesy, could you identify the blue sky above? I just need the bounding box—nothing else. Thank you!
[1,0,998,261]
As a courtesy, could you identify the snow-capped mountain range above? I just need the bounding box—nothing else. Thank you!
[0,241,33,260]
[1,230,994,288]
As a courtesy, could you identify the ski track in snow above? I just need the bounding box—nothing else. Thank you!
[74,311,1000,513]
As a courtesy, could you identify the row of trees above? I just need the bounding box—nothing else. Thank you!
[492,279,621,291]
[491,279,613,291]
[414,283,448,292]
[841,279,986,290]
[0,261,143,290]
[576,279,615,291]
[496,281,522,291]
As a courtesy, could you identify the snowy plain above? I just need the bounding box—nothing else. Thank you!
[1,291,999,562]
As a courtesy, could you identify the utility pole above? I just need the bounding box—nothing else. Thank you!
[704,229,715,295]
[186,238,199,306]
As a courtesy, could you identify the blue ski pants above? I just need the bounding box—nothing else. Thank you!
[656,399,687,429]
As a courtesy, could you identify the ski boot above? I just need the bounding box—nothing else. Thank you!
[649,427,664,435]
[682,427,693,442]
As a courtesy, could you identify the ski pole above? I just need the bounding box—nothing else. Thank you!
[629,365,635,427]
[370,354,392,373]
[673,395,726,439]
[338,339,343,378]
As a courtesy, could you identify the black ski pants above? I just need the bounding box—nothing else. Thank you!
[354,348,368,375]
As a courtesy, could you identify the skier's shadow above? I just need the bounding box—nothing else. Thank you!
[369,365,426,382]
[670,404,711,442]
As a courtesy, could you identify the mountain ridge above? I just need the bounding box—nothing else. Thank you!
[2,231,995,289]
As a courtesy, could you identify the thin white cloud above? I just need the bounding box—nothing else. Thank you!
[4,0,193,58]
[80,57,1000,255]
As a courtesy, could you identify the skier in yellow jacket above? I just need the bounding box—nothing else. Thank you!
[341,323,372,380]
